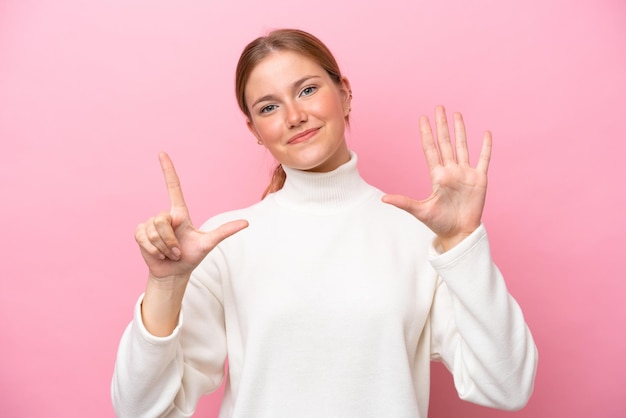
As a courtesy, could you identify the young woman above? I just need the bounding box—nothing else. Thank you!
[112,29,537,417]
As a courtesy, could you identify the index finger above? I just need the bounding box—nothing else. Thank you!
[419,115,441,171]
[158,152,190,217]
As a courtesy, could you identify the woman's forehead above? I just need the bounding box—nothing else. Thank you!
[245,51,328,93]
[251,51,323,78]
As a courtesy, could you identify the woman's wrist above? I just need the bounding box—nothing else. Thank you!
[141,273,190,337]
[439,235,468,253]
[438,225,480,252]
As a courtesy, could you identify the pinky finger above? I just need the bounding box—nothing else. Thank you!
[476,130,492,174]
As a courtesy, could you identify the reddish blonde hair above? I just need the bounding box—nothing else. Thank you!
[235,29,348,198]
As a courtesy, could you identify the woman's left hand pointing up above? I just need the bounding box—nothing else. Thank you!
[382,105,492,251]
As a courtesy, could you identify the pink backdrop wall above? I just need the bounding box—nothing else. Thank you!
[1,0,625,416]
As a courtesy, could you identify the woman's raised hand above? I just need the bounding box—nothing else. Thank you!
[382,106,492,251]
[135,152,249,280]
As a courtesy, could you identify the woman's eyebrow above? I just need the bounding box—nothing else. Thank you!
[250,75,322,109]
[292,75,321,90]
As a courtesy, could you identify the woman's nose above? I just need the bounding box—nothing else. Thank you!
[285,102,307,127]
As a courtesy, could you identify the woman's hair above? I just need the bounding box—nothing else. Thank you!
[235,28,347,198]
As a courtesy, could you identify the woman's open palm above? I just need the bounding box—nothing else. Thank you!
[383,106,492,250]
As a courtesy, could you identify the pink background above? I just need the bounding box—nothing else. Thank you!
[1,0,625,417]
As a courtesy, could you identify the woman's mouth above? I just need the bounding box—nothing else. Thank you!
[288,128,320,144]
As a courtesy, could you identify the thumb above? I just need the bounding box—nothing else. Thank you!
[199,219,249,254]
[382,194,428,222]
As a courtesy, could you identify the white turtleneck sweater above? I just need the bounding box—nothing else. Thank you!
[112,153,537,418]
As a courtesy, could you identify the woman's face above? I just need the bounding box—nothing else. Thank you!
[245,50,352,172]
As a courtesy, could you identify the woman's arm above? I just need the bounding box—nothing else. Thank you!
[384,106,537,407]
[111,153,247,417]
[429,225,538,409]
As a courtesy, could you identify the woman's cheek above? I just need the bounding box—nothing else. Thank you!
[260,119,284,144]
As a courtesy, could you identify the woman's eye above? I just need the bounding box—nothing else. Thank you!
[260,104,277,114]
[300,86,317,97]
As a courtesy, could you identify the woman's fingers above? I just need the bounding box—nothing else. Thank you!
[137,216,248,265]
[159,152,190,222]
[421,106,463,170]
[201,220,249,253]
[135,224,166,260]
[434,105,455,165]
[137,212,182,261]
[422,107,483,168]
[453,112,470,165]
[135,153,250,275]
[381,194,427,222]
[419,115,441,171]
[477,130,493,174]
[152,212,182,260]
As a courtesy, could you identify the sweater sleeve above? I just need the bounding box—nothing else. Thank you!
[111,255,228,418]
[428,224,538,410]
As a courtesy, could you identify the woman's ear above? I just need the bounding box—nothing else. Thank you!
[340,76,353,116]
[247,119,264,145]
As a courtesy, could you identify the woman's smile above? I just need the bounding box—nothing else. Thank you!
[288,127,321,144]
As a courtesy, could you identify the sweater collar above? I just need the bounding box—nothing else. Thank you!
[274,152,375,214]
